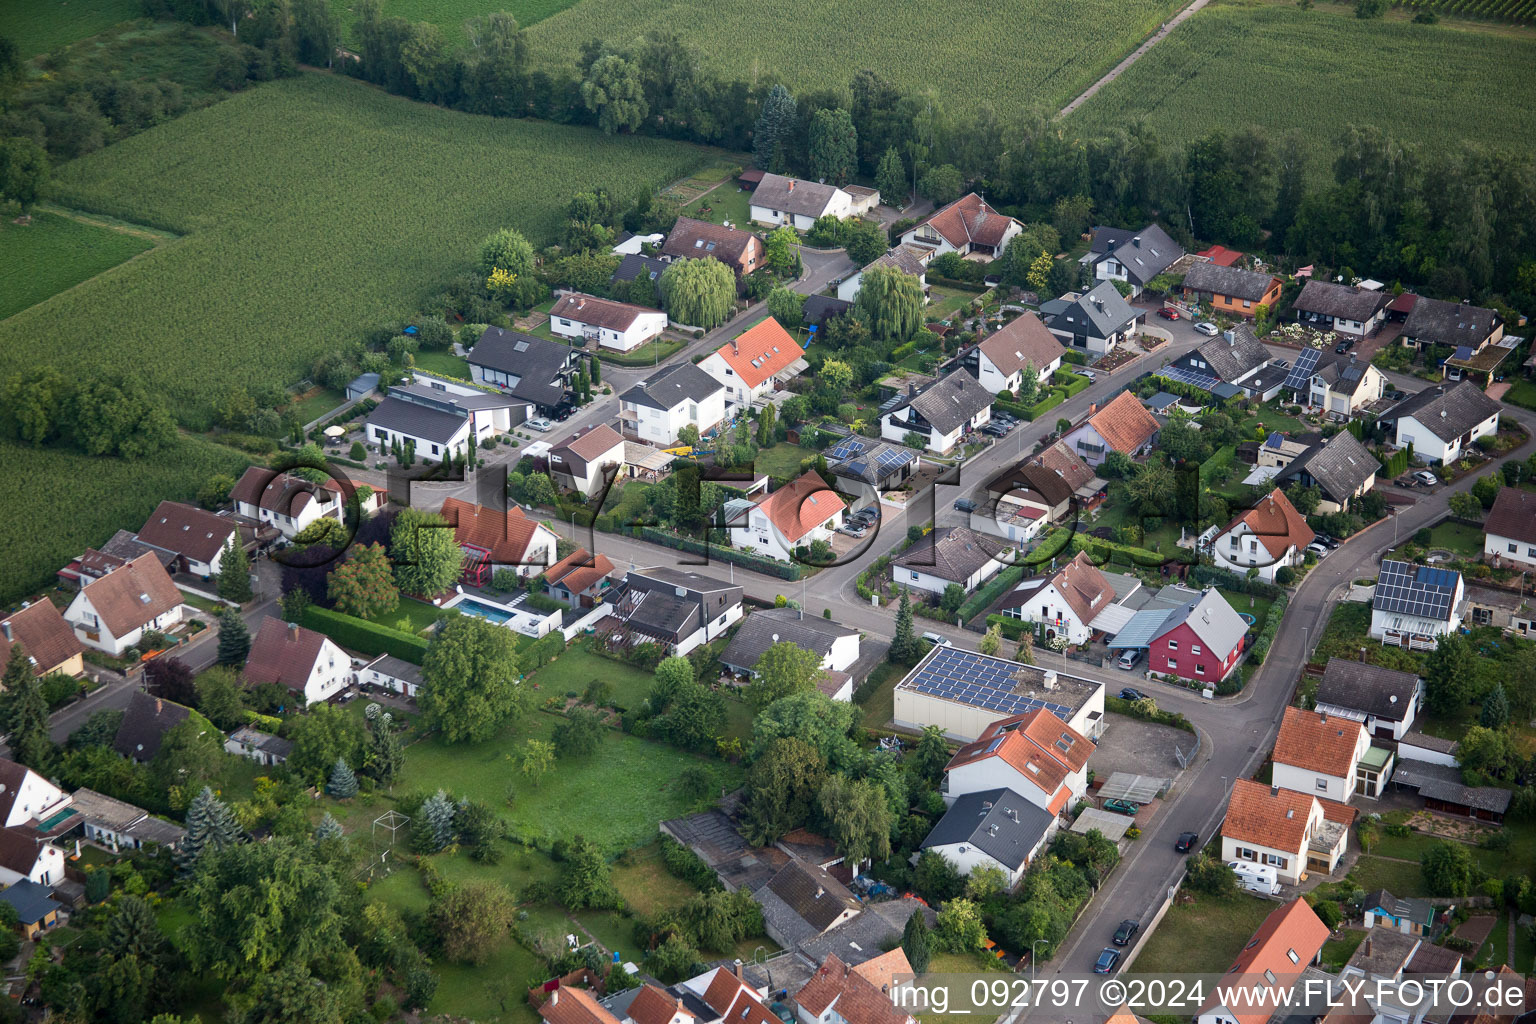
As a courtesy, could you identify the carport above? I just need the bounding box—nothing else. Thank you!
[1103,608,1172,649]
[1096,772,1171,805]
[1069,807,1132,841]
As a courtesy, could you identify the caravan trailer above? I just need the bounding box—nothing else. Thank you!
[1227,862,1281,896]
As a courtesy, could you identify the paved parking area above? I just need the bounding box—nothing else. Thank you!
[1088,714,1197,780]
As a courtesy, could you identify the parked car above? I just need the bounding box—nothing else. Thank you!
[1413,470,1439,486]
[920,632,952,648]
[1194,321,1219,336]
[1118,687,1148,701]
[1094,948,1121,974]
[1307,542,1331,558]
[838,525,866,538]
[1117,649,1143,670]
[1335,337,1357,354]
[1175,831,1199,853]
[1112,920,1140,946]
[1313,533,1339,549]
[982,423,1008,437]
[1384,389,1406,402]
[1157,308,1180,321]
[953,498,979,513]
[1103,798,1140,815]
[526,417,553,432]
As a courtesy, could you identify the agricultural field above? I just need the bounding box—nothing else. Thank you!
[329,0,583,44]
[0,210,158,320]
[519,0,1187,113]
[1,0,142,56]
[0,437,251,603]
[1,73,725,417]
[1395,0,1536,23]
[1068,0,1536,177]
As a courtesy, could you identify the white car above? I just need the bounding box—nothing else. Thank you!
[1413,470,1438,486]
[1307,542,1330,558]
[1194,322,1220,336]
[920,632,953,648]
[526,417,553,432]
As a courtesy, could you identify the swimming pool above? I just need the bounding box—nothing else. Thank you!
[453,597,514,625]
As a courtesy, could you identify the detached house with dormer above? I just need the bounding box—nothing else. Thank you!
[1208,488,1313,583]
[1180,262,1282,319]
[1063,390,1160,467]
[1400,296,1503,354]
[1040,282,1139,355]
[967,312,1064,395]
[1196,899,1329,1024]
[1293,280,1388,339]
[728,470,845,563]
[698,316,807,409]
[134,500,242,579]
[1221,778,1356,885]
[941,709,1093,816]
[1370,560,1464,650]
[1273,430,1380,515]
[0,600,84,679]
[660,217,763,281]
[1382,381,1502,466]
[997,551,1117,646]
[619,362,727,447]
[64,553,183,656]
[898,193,1022,259]
[550,293,668,352]
[244,617,351,705]
[1083,224,1184,297]
[229,466,346,541]
[880,371,992,454]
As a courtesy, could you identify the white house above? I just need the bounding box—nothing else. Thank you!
[729,470,844,563]
[1062,390,1160,467]
[997,551,1117,646]
[1484,487,1536,569]
[1293,279,1388,339]
[465,327,578,419]
[1271,707,1382,803]
[549,293,668,352]
[1195,899,1328,1024]
[367,377,522,464]
[243,617,351,705]
[1084,224,1184,297]
[794,951,916,1024]
[355,653,425,699]
[719,608,861,689]
[941,709,1093,815]
[64,553,184,656]
[919,787,1056,889]
[0,759,70,888]
[619,363,727,447]
[1221,778,1356,886]
[134,500,239,578]
[439,497,560,580]
[881,371,992,454]
[548,424,627,498]
[612,567,744,657]
[697,316,806,409]
[1370,560,1465,650]
[224,726,292,767]
[228,466,346,541]
[1314,658,1422,742]
[1040,282,1139,355]
[968,312,1064,395]
[750,173,855,230]
[1385,381,1502,465]
[890,526,1006,597]
[898,193,1022,259]
[836,245,930,303]
[1208,488,1313,583]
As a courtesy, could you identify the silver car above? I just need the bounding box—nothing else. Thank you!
[1194,321,1219,336]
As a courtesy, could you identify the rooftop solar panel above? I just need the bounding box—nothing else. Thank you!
[1265,431,1284,449]
[1283,348,1320,391]
[1159,365,1220,391]
[1373,559,1460,620]
[828,438,868,461]
[902,648,1072,719]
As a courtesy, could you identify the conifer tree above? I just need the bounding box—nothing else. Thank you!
[889,587,919,664]
[328,758,358,798]
[8,672,53,771]
[216,608,250,666]
[314,813,344,842]
[176,786,242,878]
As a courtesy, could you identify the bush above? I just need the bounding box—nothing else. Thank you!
[1247,593,1288,666]
[301,605,429,664]
[659,835,721,891]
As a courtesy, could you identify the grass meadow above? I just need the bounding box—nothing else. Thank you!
[0,210,157,320]
[0,0,142,56]
[1069,0,1536,177]
[4,72,723,416]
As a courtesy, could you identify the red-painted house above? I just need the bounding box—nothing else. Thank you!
[1148,588,1250,684]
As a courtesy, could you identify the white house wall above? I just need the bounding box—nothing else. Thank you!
[923,841,1029,889]
[1272,762,1354,803]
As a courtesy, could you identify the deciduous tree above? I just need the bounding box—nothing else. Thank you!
[553,706,605,757]
[1424,632,1474,715]
[432,881,516,964]
[751,691,861,769]
[766,287,804,326]
[478,227,535,279]
[217,537,253,602]
[327,542,398,620]
[421,615,528,742]
[660,257,736,329]
[855,263,924,341]
[558,836,621,909]
[745,640,824,710]
[581,54,648,133]
[740,737,825,844]
[391,507,463,597]
[519,738,555,786]
[817,774,892,866]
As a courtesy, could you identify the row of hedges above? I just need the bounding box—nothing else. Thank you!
[856,554,893,602]
[1104,694,1194,733]
[994,388,1067,423]
[1056,370,1092,398]
[890,340,917,361]
[631,526,801,580]
[1060,350,1089,366]
[301,605,431,664]
[1069,531,1177,568]
[958,564,1026,622]
[1246,592,1289,666]
[1187,565,1284,600]
[985,614,1031,640]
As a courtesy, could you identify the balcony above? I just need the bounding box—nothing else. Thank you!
[1381,629,1438,651]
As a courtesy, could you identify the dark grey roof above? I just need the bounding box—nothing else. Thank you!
[1385,381,1502,443]
[390,380,513,413]
[720,608,858,672]
[1374,560,1461,621]
[1103,224,1183,286]
[1274,430,1379,503]
[1400,730,1458,755]
[753,173,843,219]
[629,566,740,597]
[1046,281,1137,339]
[1316,658,1419,722]
[1193,325,1269,383]
[1392,760,1512,813]
[803,295,852,325]
[346,372,381,395]
[228,726,294,757]
[1087,225,1133,257]
[0,880,60,925]
[1182,262,1276,302]
[762,859,859,932]
[612,253,670,290]
[467,328,575,408]
[365,395,470,445]
[892,526,996,584]
[113,691,191,762]
[1402,296,1500,348]
[1295,280,1388,322]
[620,362,724,411]
[919,787,1055,871]
[1154,589,1248,658]
[1312,354,1374,397]
[1363,889,1436,926]
[100,529,172,567]
[899,370,992,435]
[625,590,699,640]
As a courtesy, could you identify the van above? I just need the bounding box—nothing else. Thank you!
[1117,649,1142,670]
[1227,861,1281,896]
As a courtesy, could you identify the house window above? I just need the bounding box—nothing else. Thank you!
[1167,639,1178,650]
[1236,847,1257,861]
[1263,855,1287,869]
[1192,645,1202,655]
[1167,658,1176,669]
[1244,300,1252,309]
[1315,778,1328,791]
[910,571,919,582]
[431,444,440,455]
[1528,547,1536,558]
[1195,664,1205,675]
[1510,543,1518,554]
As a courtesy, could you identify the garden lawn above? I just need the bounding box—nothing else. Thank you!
[1217,589,1272,630]
[927,286,985,320]
[613,840,701,917]
[431,933,545,1024]
[1068,0,1536,180]
[683,180,753,228]
[1129,893,1274,974]
[1347,855,1425,895]
[364,596,450,636]
[0,211,157,320]
[413,349,473,379]
[286,387,347,426]
[532,641,656,710]
[753,443,818,480]
[1,0,141,56]
[1319,930,1366,970]
[857,660,906,731]
[1390,521,1486,560]
[1503,378,1536,411]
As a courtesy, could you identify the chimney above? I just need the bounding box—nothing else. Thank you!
[788,180,795,193]
[288,622,299,641]
[1319,711,1327,723]
[550,991,559,1007]
[1364,937,1372,958]
[814,886,825,899]
[734,959,743,980]
[0,622,9,642]
[1041,670,1057,690]
[1132,236,1142,247]
[1271,785,1279,797]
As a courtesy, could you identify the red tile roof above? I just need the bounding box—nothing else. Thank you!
[1197,244,1243,267]
[1202,899,1329,1024]
[136,500,239,566]
[714,317,805,389]
[440,497,548,564]
[978,313,1066,377]
[0,600,83,676]
[244,616,332,691]
[1223,778,1318,854]
[1222,488,1313,560]
[795,955,913,1024]
[945,709,1090,801]
[661,217,759,268]
[1273,707,1366,778]
[1042,550,1116,625]
[552,293,655,332]
[911,193,1020,250]
[541,986,621,1024]
[77,553,182,638]
[547,548,615,596]
[701,968,778,1024]
[753,471,844,544]
[627,984,690,1024]
[1084,391,1160,454]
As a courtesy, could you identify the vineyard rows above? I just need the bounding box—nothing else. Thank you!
[1396,0,1536,23]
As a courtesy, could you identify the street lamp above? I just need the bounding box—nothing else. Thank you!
[1220,776,1228,793]
[1031,939,1048,980]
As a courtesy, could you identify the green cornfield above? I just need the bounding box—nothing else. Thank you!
[0,73,723,413]
[0,211,156,320]
[1069,0,1536,177]
[1395,0,1536,22]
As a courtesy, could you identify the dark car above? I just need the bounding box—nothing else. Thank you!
[1334,337,1357,354]
[1094,948,1121,974]
[1175,831,1199,853]
[1112,920,1139,947]
[1156,308,1180,321]
[1118,687,1148,701]
[1313,533,1339,549]
[1384,389,1406,402]
[953,498,979,513]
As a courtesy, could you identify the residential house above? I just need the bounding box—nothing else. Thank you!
[622,984,693,1024]
[826,438,920,500]
[134,500,240,578]
[1272,706,1384,802]
[967,312,1065,395]
[720,608,861,688]
[1208,488,1313,583]
[0,759,69,888]
[941,709,1093,815]
[1196,899,1329,1024]
[750,174,856,229]
[997,551,1116,646]
[836,245,930,303]
[1221,778,1356,886]
[244,617,351,705]
[1482,487,1536,569]
[1464,581,1534,634]
[697,317,807,409]
[541,986,622,1024]
[1273,431,1380,514]
[982,441,1102,532]
[756,859,861,947]
[466,327,579,416]
[224,725,292,767]
[919,787,1056,888]
[365,384,488,463]
[1084,224,1185,297]
[1305,354,1387,420]
[545,548,616,607]
[1179,262,1282,319]
[1314,659,1422,741]
[0,880,61,940]
[112,691,191,762]
[56,530,173,591]
[1040,282,1139,355]
[661,217,763,280]
[1294,280,1388,339]
[63,553,183,656]
[1382,381,1502,465]
[70,784,187,853]
[438,496,558,581]
[794,951,916,1024]
[1063,390,1161,467]
[0,600,85,678]
[729,470,845,563]
[549,424,627,498]
[803,295,852,326]
[898,193,1023,259]
[893,645,1107,742]
[619,362,727,447]
[1370,560,1465,649]
[229,466,346,541]
[1143,588,1250,685]
[611,230,664,256]
[890,526,1005,597]
[1167,325,1284,399]
[611,253,670,301]
[1362,890,1437,937]
[607,567,744,656]
[550,293,668,352]
[355,653,424,699]
[1400,296,1503,353]
[880,371,992,454]
[686,965,780,1024]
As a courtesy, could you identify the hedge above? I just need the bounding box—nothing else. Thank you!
[985,614,1030,640]
[993,388,1066,423]
[1069,532,1174,568]
[631,526,801,580]
[1056,370,1091,398]
[890,341,917,361]
[1061,350,1089,366]
[1246,593,1288,666]
[1104,694,1194,734]
[1187,566,1283,600]
[301,605,431,665]
[957,564,1025,622]
[240,709,285,732]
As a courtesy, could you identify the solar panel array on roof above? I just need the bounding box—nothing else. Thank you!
[1453,345,1474,361]
[903,647,1072,718]
[1160,364,1220,390]
[1265,431,1284,449]
[1283,348,1320,391]
[876,447,915,470]
[1374,559,1460,620]
[828,438,868,461]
